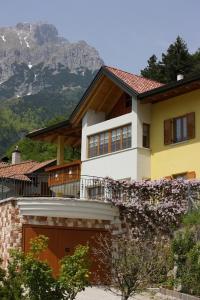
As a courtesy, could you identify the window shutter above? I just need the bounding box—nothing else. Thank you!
[186,171,196,179]
[187,112,195,139]
[164,119,172,145]
[165,176,172,180]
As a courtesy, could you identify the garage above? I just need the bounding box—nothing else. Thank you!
[23,224,108,283]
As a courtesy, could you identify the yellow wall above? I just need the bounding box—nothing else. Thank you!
[151,89,200,179]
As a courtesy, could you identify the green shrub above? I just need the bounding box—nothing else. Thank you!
[0,235,90,300]
[171,209,200,296]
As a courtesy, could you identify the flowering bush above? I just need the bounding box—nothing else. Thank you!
[106,178,200,237]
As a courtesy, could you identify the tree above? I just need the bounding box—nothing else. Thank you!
[93,234,172,300]
[0,235,90,300]
[141,55,165,82]
[141,36,195,83]
[162,36,193,82]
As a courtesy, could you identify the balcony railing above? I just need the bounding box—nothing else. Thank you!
[45,160,81,187]
[0,173,108,201]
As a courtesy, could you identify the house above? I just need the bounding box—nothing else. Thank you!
[1,65,200,281]
[0,147,56,199]
[27,65,200,185]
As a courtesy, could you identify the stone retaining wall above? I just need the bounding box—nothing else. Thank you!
[159,288,200,300]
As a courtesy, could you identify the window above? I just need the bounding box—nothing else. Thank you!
[88,124,132,158]
[164,112,195,145]
[173,116,188,143]
[99,132,109,155]
[88,135,98,158]
[143,123,150,148]
[111,128,121,152]
[122,125,132,149]
[172,172,188,179]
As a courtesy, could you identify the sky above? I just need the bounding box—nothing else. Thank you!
[0,0,199,74]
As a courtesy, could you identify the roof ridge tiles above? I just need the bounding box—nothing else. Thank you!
[104,65,164,85]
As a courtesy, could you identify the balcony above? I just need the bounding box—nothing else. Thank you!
[0,172,107,202]
[46,160,81,187]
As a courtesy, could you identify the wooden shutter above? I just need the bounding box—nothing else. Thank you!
[186,171,196,179]
[187,112,195,139]
[164,119,172,145]
[165,176,172,180]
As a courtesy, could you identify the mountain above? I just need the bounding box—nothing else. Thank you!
[0,22,104,156]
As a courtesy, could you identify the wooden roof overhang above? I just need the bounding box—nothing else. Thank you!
[45,160,81,172]
[26,120,81,147]
[70,66,137,126]
[138,75,200,103]
[26,67,137,146]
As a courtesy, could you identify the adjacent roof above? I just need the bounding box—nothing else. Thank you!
[105,66,163,94]
[0,159,56,181]
[138,72,200,103]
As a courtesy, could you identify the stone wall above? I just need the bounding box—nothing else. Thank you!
[0,198,114,268]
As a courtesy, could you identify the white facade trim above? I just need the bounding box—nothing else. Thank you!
[17,197,119,221]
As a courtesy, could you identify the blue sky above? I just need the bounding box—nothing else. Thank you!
[0,0,199,73]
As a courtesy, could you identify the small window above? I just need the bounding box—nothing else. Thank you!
[173,116,188,143]
[88,135,98,158]
[172,172,188,179]
[99,132,109,155]
[143,123,150,148]
[164,112,195,145]
[122,125,132,149]
[111,128,121,152]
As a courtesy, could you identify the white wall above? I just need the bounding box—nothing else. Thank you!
[81,96,151,181]
[81,148,137,179]
[136,102,152,179]
[81,96,138,180]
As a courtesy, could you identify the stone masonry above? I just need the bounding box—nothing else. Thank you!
[0,198,112,268]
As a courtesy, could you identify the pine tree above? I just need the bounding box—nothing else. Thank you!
[141,36,195,83]
[141,55,165,83]
[162,36,193,82]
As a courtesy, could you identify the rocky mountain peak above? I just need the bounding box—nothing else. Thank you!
[0,22,103,91]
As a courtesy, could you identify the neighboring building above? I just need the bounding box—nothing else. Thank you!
[0,147,56,199]
[27,65,200,182]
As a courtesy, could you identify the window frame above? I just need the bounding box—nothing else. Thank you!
[173,115,188,143]
[164,112,195,145]
[88,124,132,158]
[142,123,150,148]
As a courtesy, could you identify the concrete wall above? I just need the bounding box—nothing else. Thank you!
[81,96,151,180]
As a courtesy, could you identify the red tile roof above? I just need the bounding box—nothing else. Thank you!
[0,159,55,181]
[0,162,9,168]
[105,66,164,94]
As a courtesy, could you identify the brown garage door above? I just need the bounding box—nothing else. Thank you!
[23,225,108,283]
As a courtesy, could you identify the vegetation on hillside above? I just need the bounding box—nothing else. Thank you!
[0,67,94,158]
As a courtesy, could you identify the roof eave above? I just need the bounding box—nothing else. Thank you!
[138,73,200,100]
[26,120,70,139]
[69,66,139,123]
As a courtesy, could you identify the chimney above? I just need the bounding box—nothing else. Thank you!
[177,74,184,81]
[12,146,21,164]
